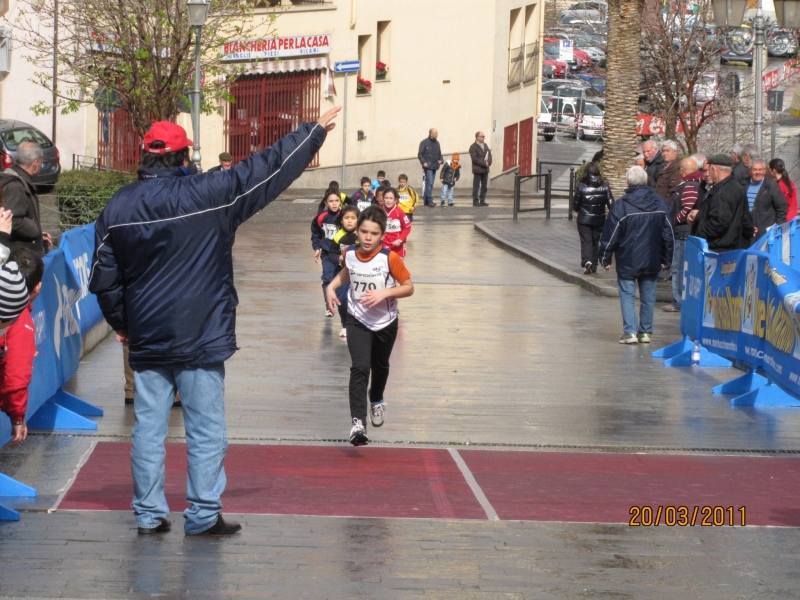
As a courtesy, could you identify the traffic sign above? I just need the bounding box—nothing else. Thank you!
[334,60,360,73]
[93,87,121,113]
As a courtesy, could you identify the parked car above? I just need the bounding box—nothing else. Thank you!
[543,62,555,78]
[693,72,722,103]
[538,98,555,142]
[543,58,568,78]
[0,120,61,190]
[548,96,604,139]
[541,78,591,97]
[576,101,605,140]
[544,40,590,71]
[721,29,754,65]
[558,1,607,24]
[576,74,606,93]
[552,85,603,100]
[545,33,603,63]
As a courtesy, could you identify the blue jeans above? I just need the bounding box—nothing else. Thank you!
[440,183,454,205]
[617,275,658,335]
[423,169,436,204]
[671,238,686,309]
[132,364,227,534]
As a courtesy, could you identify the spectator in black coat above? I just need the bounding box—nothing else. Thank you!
[642,140,663,191]
[469,132,492,207]
[745,158,788,240]
[688,154,754,252]
[417,128,443,207]
[572,162,614,273]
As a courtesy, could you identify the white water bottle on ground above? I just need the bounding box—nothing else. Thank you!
[691,341,701,367]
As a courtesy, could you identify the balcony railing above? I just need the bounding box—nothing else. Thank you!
[523,42,539,83]
[508,46,524,86]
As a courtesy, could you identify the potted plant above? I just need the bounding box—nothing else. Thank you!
[376,61,388,81]
[356,77,372,95]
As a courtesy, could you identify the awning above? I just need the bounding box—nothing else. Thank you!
[217,56,337,98]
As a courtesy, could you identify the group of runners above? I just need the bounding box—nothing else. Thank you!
[311,172,416,446]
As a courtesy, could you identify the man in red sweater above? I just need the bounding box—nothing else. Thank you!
[0,248,44,445]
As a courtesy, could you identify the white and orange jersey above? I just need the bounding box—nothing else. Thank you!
[345,245,411,331]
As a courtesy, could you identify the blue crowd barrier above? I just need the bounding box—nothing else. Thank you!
[1,224,104,519]
[653,219,800,408]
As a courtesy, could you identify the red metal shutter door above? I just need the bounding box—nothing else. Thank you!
[503,123,518,172]
[518,118,533,176]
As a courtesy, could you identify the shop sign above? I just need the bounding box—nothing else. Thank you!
[222,34,332,61]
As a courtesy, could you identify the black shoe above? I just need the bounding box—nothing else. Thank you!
[125,397,134,405]
[479,201,490,207]
[172,399,182,408]
[138,517,171,534]
[473,201,480,207]
[188,514,242,536]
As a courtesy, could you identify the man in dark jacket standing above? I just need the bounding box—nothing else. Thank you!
[0,142,52,256]
[688,154,754,252]
[654,140,682,200]
[744,158,787,240]
[418,128,443,207]
[89,107,339,536]
[642,140,663,191]
[600,165,674,344]
[469,132,492,207]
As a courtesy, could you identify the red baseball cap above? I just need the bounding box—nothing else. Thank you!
[143,122,193,154]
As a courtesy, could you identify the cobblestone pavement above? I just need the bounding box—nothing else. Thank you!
[3,201,800,598]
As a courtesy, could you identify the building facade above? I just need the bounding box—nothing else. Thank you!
[2,0,543,190]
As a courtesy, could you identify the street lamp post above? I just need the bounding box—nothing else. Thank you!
[187,0,210,171]
[753,2,765,156]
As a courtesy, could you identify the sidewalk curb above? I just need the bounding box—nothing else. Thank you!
[473,221,619,298]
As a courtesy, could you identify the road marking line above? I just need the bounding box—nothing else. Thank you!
[448,448,499,521]
[292,198,319,203]
[50,441,97,513]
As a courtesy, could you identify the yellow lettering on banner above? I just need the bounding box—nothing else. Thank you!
[765,292,795,354]
[755,299,767,339]
[721,261,737,276]
[769,268,788,286]
[710,287,744,332]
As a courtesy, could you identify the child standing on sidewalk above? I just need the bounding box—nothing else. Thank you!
[328,204,359,339]
[311,189,342,317]
[325,206,415,446]
[439,154,461,207]
[381,188,412,258]
[397,174,419,221]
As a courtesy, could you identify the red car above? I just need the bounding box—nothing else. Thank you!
[544,38,591,71]
[572,48,592,70]
[543,58,567,78]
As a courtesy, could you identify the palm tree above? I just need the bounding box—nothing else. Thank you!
[603,0,645,194]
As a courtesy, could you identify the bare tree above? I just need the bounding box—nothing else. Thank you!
[10,0,275,136]
[640,0,723,153]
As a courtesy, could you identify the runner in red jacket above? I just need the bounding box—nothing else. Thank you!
[381,188,412,258]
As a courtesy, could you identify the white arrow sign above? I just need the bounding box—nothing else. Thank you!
[334,60,361,73]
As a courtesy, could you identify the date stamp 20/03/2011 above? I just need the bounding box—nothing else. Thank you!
[629,506,746,527]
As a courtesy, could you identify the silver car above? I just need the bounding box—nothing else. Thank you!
[0,120,61,190]
[558,1,607,24]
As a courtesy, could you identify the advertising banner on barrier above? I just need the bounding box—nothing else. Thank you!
[0,249,83,444]
[59,224,104,335]
[680,236,709,341]
[699,249,800,396]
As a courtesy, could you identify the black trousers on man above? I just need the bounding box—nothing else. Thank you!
[346,314,398,426]
[472,172,488,204]
[577,223,602,270]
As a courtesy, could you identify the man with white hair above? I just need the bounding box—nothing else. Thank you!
[654,140,682,200]
[642,140,663,190]
[0,141,53,257]
[599,165,674,344]
[731,143,747,184]
[735,144,759,187]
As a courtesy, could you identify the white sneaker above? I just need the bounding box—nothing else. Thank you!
[325,309,334,318]
[369,401,386,427]
[349,418,369,446]
[339,328,347,339]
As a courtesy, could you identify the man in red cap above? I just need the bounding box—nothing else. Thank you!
[90,107,340,536]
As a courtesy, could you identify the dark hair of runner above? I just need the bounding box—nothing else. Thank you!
[322,188,341,206]
[377,170,385,177]
[768,158,794,199]
[358,205,387,233]
[328,180,340,190]
[8,248,44,293]
[360,176,371,185]
[141,141,190,169]
[335,204,360,230]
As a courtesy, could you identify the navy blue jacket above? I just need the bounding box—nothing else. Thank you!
[89,122,327,370]
[599,185,674,280]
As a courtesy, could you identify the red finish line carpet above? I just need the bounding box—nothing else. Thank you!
[58,442,800,526]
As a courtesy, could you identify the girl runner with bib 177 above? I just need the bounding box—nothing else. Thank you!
[325,205,415,446]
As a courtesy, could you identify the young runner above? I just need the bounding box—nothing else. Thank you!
[311,189,342,316]
[352,177,375,213]
[397,174,419,221]
[325,206,415,446]
[370,170,386,192]
[381,188,412,258]
[328,204,359,338]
